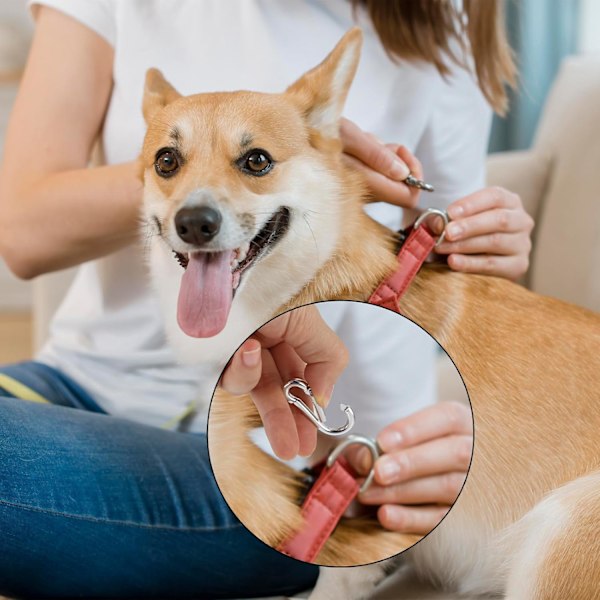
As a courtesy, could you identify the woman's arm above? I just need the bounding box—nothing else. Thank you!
[0,6,142,280]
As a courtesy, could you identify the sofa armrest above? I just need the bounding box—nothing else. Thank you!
[486,150,552,223]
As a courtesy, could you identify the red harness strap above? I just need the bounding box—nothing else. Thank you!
[277,457,359,563]
[277,218,440,563]
[368,224,437,312]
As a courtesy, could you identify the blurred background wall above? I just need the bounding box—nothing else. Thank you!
[0,0,32,313]
[487,0,600,151]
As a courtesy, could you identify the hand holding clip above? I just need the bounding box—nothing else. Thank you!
[220,305,349,460]
[340,120,430,209]
[436,187,534,281]
[345,402,473,534]
[284,378,355,437]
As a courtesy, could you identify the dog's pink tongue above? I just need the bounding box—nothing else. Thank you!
[177,251,234,338]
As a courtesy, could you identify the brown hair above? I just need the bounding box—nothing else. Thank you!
[353,0,516,115]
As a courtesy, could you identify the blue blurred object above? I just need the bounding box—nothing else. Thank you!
[489,0,580,152]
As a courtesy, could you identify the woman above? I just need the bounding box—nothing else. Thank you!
[0,1,532,597]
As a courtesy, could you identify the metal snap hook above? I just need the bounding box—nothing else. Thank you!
[414,207,450,246]
[404,173,435,193]
[326,434,380,493]
[283,378,355,437]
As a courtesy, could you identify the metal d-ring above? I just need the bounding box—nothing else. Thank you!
[414,207,450,246]
[326,434,380,493]
[284,378,355,437]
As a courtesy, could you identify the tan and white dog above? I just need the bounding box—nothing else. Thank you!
[141,28,600,600]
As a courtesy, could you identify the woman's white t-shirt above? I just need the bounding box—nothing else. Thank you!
[31,0,491,435]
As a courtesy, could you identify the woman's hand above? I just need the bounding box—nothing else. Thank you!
[220,306,349,461]
[348,402,473,534]
[340,118,421,209]
[436,187,535,281]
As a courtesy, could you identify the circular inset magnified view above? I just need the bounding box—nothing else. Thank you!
[208,301,473,567]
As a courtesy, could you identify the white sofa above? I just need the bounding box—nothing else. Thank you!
[487,55,600,312]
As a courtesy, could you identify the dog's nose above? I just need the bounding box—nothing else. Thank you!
[175,206,222,245]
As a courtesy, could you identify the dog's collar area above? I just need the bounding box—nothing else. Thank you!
[370,208,448,312]
[278,456,360,563]
[279,435,380,563]
[277,211,447,562]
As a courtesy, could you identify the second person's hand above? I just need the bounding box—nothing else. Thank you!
[340,118,422,208]
[437,187,534,281]
[348,402,473,534]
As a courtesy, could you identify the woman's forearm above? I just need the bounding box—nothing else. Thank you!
[0,161,143,279]
[0,5,131,279]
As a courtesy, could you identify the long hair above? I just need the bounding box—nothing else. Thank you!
[353,0,516,115]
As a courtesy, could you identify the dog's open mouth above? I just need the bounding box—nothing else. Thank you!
[175,207,290,338]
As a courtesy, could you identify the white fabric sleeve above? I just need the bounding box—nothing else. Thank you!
[319,302,438,439]
[29,0,116,47]
[414,66,493,210]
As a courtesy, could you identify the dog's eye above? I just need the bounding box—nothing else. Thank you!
[155,148,180,178]
[240,149,274,177]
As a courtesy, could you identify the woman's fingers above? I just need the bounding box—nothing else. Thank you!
[437,231,532,256]
[351,402,472,476]
[342,154,419,207]
[377,504,449,534]
[339,118,423,208]
[249,349,299,460]
[446,253,530,280]
[444,207,533,243]
[439,186,534,280]
[221,337,316,458]
[278,307,350,406]
[377,402,473,453]
[373,434,473,486]
[340,118,410,181]
[250,306,349,459]
[268,342,317,457]
[346,402,472,534]
[359,472,467,506]
[395,145,424,180]
[446,186,522,220]
[220,338,262,395]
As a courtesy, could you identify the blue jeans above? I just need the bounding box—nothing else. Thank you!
[0,362,317,599]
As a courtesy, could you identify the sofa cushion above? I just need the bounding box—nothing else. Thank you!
[486,149,553,223]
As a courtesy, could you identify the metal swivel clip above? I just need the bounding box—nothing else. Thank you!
[283,378,355,437]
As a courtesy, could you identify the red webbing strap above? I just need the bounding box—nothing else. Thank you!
[277,457,359,563]
[368,225,437,312]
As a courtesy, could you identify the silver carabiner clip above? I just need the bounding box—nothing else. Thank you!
[327,434,380,493]
[283,378,355,437]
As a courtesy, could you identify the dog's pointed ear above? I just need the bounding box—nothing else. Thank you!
[143,68,182,123]
[285,28,362,138]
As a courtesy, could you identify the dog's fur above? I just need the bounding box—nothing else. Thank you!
[142,29,600,599]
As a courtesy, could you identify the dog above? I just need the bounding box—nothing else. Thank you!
[141,28,600,599]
